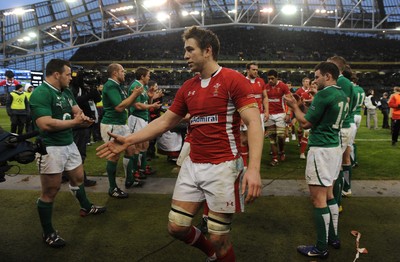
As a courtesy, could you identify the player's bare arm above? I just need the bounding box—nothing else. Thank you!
[263,89,269,121]
[239,107,263,204]
[285,95,312,129]
[97,110,183,159]
[114,86,144,112]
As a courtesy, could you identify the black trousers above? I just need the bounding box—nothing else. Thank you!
[392,119,400,143]
[10,115,27,135]
[382,109,389,128]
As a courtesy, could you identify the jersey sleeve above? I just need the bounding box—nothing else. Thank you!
[229,73,258,112]
[168,84,188,117]
[282,83,291,95]
[304,93,326,125]
[30,88,53,119]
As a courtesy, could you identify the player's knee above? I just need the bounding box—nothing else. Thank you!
[267,129,277,144]
[207,213,232,235]
[168,204,193,237]
[276,127,286,139]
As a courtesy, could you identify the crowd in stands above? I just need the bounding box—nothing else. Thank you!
[71,26,400,62]
[70,27,400,92]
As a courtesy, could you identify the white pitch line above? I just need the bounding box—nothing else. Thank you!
[355,139,391,141]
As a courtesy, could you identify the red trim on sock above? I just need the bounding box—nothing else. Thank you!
[184,226,215,257]
[203,202,209,216]
[217,245,236,262]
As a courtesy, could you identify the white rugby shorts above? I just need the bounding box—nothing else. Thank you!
[172,157,245,213]
[340,127,352,152]
[305,146,342,186]
[100,123,131,142]
[265,113,286,128]
[36,143,82,174]
[127,115,148,133]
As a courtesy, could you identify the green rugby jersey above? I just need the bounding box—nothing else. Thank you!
[351,84,365,116]
[129,80,150,121]
[305,85,349,148]
[336,75,354,127]
[101,78,128,125]
[29,82,76,146]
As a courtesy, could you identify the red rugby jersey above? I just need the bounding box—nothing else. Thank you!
[169,67,257,164]
[247,77,265,113]
[264,81,290,114]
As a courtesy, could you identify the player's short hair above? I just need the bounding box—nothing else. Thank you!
[107,63,121,77]
[246,62,258,70]
[46,59,70,77]
[148,80,157,88]
[135,67,149,80]
[15,84,23,90]
[182,26,220,61]
[327,56,347,72]
[302,77,310,83]
[267,69,278,78]
[314,62,340,80]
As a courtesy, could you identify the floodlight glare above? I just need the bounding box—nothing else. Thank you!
[260,7,273,13]
[4,8,34,16]
[28,32,37,37]
[281,4,297,15]
[23,36,31,41]
[182,11,189,16]
[157,12,170,22]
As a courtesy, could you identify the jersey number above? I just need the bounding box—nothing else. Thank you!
[332,101,349,129]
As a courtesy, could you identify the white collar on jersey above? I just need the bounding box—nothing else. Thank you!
[246,76,256,84]
[200,66,222,88]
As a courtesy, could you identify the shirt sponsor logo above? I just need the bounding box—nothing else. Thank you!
[268,98,280,102]
[188,90,196,96]
[190,115,218,125]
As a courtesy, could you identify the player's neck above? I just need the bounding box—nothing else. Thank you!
[200,62,220,79]
[45,78,61,91]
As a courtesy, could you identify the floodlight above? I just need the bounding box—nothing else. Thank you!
[157,12,170,22]
[281,4,297,15]
[182,11,189,16]
[28,32,37,37]
[23,36,31,41]
[4,8,34,16]
[260,7,273,13]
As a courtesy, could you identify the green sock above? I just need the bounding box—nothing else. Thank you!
[37,199,55,236]
[132,154,139,173]
[327,198,339,241]
[333,171,343,206]
[124,156,134,183]
[70,184,92,210]
[140,151,147,170]
[314,206,330,251]
[106,160,118,191]
[353,143,358,163]
[343,165,352,192]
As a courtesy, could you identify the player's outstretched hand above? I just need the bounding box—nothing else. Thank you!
[96,132,128,159]
[241,168,262,204]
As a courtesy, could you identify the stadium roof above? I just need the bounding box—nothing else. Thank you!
[1,0,400,69]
